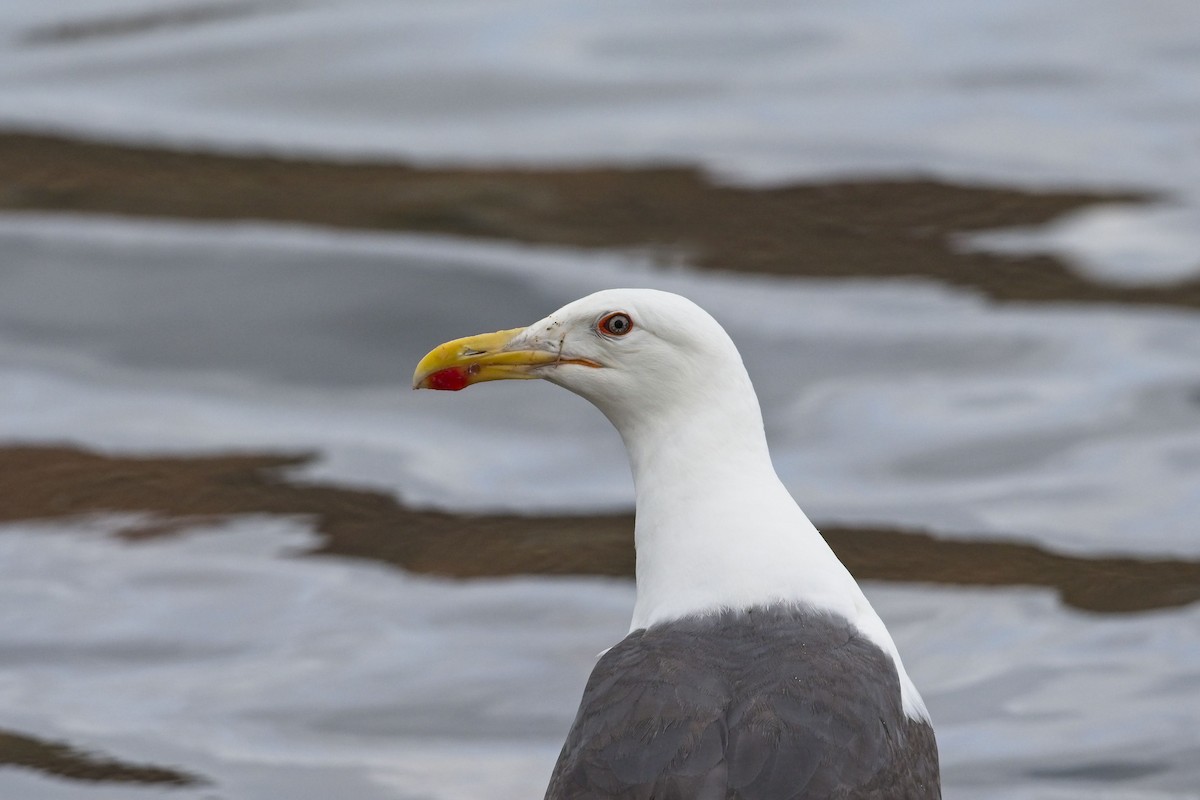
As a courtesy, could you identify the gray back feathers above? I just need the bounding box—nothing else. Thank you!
[546,606,939,800]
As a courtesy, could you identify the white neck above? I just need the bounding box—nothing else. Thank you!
[601,370,929,722]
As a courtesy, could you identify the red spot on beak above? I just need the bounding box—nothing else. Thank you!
[425,367,470,391]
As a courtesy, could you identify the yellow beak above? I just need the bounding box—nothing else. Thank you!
[413,327,600,391]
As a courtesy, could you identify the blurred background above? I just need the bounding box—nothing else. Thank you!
[1,1,1199,798]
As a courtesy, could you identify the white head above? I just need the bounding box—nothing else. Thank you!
[413,288,763,441]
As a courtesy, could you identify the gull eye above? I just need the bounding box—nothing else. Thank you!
[599,312,633,337]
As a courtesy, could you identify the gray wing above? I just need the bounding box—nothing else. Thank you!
[545,608,939,800]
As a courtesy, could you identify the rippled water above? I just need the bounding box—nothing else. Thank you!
[3,517,1198,800]
[3,215,1198,557]
[2,0,1200,281]
[1,215,1199,798]
[1,2,1199,798]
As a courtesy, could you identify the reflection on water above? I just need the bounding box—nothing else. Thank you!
[2,215,1198,556]
[1,2,1199,795]
[2,0,1200,281]
[0,517,1197,799]
[6,446,1200,615]
[0,214,1196,797]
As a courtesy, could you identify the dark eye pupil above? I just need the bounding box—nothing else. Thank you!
[604,314,631,335]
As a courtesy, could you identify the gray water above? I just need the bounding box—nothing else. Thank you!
[1,217,1198,799]
[1,1,1200,798]
[2,0,1200,282]
[3,216,1198,557]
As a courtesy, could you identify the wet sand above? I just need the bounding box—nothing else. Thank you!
[0,728,203,787]
[4,446,1198,616]
[6,132,1198,310]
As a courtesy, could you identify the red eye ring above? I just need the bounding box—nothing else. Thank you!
[599,312,634,337]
